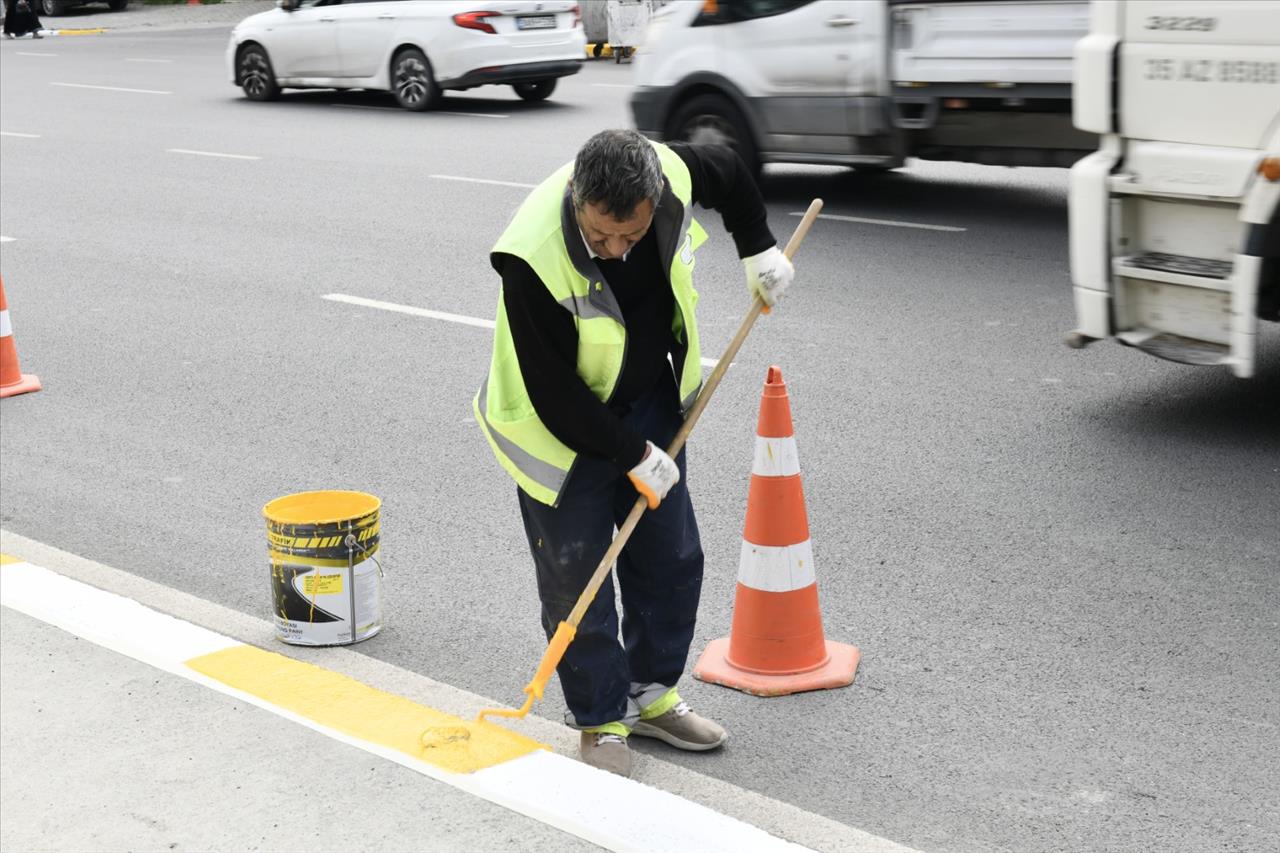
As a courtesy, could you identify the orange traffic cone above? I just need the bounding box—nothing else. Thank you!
[693,365,858,696]
[0,276,42,398]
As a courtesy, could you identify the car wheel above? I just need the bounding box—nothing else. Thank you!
[668,93,760,177]
[237,44,280,102]
[391,48,440,112]
[40,0,66,16]
[107,0,128,9]
[512,79,556,102]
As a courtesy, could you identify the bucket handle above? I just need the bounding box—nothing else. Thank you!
[344,533,385,578]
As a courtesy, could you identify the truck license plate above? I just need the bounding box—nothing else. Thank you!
[516,15,556,30]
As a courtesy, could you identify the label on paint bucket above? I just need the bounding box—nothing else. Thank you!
[302,574,344,596]
[271,552,382,646]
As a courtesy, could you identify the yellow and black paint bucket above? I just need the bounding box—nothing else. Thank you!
[263,490,383,646]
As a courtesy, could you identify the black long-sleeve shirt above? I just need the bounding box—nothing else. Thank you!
[495,143,774,471]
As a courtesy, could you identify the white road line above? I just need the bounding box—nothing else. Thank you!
[0,132,41,138]
[0,236,15,243]
[51,82,172,95]
[0,555,824,853]
[428,174,537,189]
[16,52,58,57]
[591,83,634,88]
[333,103,400,112]
[1,533,919,853]
[794,211,967,233]
[438,110,510,119]
[125,58,174,63]
[332,104,508,118]
[324,292,723,368]
[324,293,496,330]
[165,148,261,161]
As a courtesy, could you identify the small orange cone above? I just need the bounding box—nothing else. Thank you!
[694,365,858,696]
[0,276,42,398]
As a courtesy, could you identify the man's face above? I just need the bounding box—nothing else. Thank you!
[576,198,654,260]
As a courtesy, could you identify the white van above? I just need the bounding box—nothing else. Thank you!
[631,0,1097,174]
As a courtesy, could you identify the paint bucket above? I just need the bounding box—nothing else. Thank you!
[263,490,383,646]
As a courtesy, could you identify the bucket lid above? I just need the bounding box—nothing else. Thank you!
[263,490,381,525]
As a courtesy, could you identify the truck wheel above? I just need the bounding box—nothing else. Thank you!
[668,93,760,177]
[513,79,556,102]
[108,0,128,9]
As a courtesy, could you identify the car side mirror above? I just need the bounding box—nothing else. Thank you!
[277,0,297,11]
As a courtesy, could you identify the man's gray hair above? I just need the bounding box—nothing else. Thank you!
[571,129,664,220]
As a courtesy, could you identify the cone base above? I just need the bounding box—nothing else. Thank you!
[0,374,41,398]
[693,637,860,697]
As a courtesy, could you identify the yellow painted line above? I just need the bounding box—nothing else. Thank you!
[186,644,544,774]
[0,553,23,565]
[54,28,107,35]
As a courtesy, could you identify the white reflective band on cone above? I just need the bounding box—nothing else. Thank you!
[738,539,816,592]
[752,436,800,478]
[0,310,12,338]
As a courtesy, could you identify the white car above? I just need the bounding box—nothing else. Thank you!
[227,0,586,111]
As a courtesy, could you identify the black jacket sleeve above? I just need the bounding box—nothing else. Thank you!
[497,253,649,470]
[669,142,776,259]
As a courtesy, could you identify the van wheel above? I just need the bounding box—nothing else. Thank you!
[41,0,66,15]
[237,45,280,101]
[391,48,441,111]
[513,79,556,102]
[108,0,128,9]
[668,93,759,177]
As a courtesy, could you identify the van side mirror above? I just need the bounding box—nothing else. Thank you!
[277,0,297,11]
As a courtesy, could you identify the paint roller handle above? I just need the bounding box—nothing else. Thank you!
[524,620,576,700]
[475,620,576,724]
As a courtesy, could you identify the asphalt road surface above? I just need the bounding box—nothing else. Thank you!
[2,16,1278,853]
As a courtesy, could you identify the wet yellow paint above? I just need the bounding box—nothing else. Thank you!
[0,554,23,566]
[186,645,545,773]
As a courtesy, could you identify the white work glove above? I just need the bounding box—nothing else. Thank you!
[743,245,795,311]
[627,441,680,509]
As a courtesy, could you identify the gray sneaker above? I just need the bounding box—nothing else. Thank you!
[579,731,633,777]
[631,701,727,751]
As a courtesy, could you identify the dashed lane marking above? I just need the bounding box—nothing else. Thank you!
[793,211,967,233]
[323,292,725,369]
[51,82,171,95]
[438,111,510,119]
[323,293,497,330]
[166,148,261,161]
[428,174,537,189]
[0,132,41,138]
[0,237,15,243]
[331,104,508,118]
[0,553,816,852]
[125,58,174,63]
[15,52,58,57]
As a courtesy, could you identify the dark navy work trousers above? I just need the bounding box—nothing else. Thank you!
[517,375,704,729]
